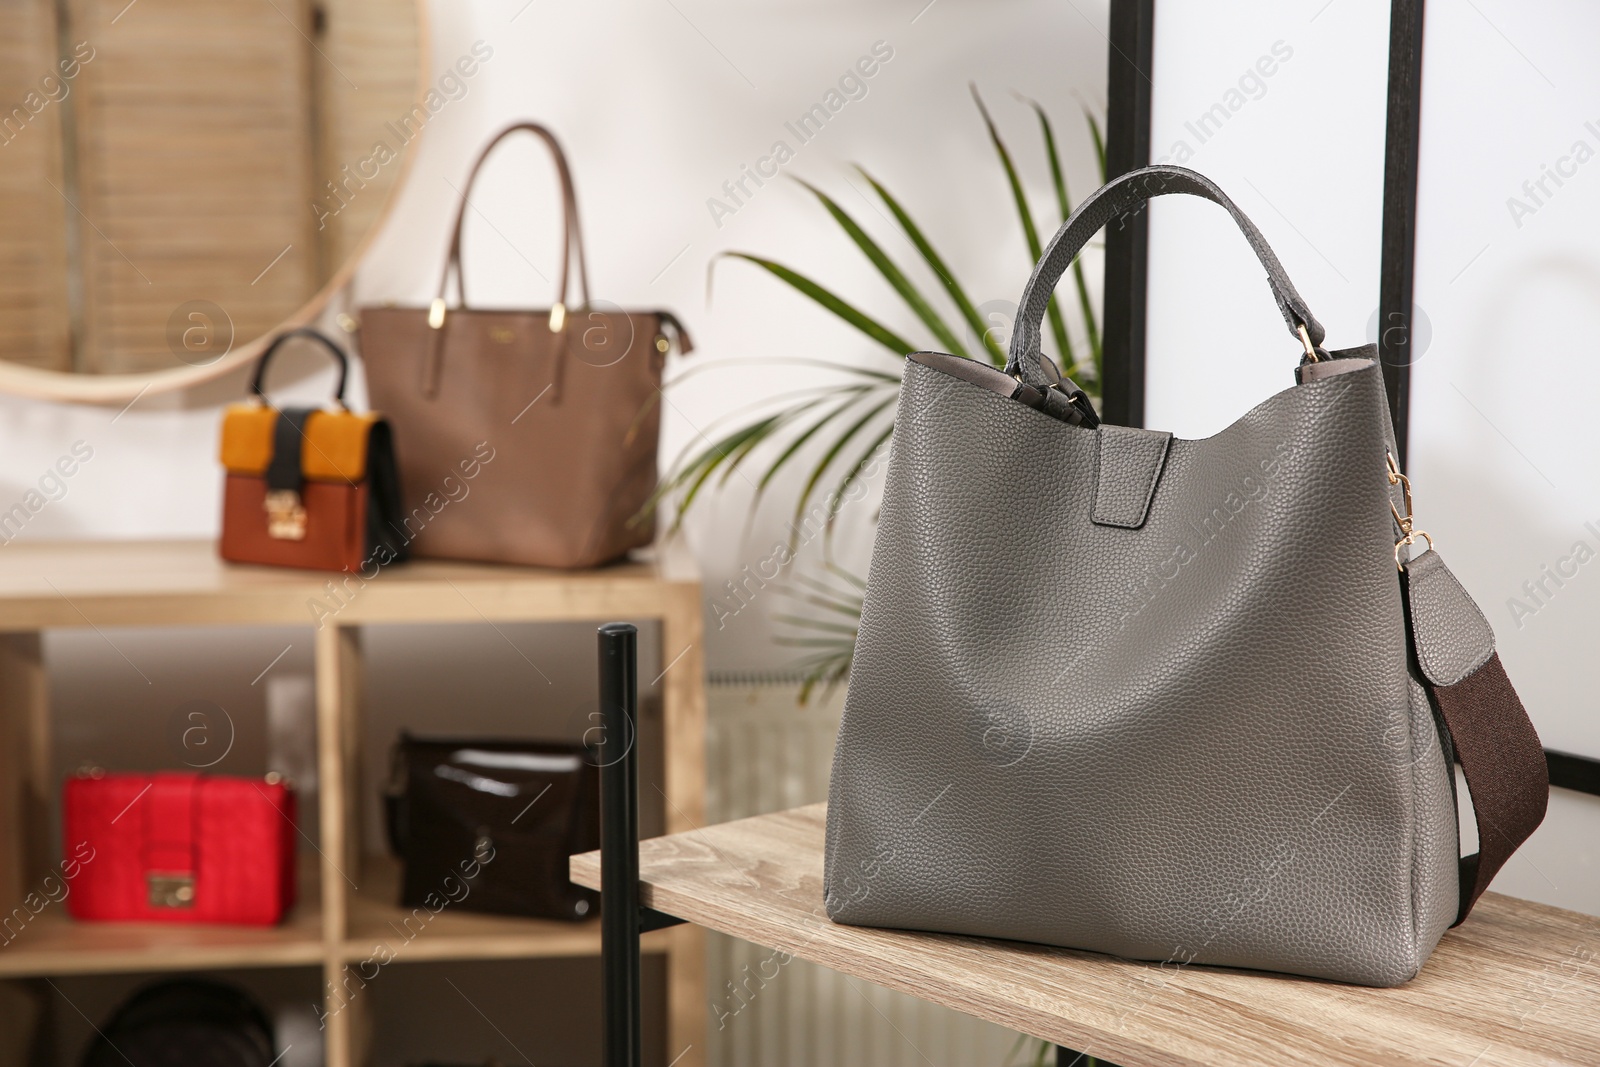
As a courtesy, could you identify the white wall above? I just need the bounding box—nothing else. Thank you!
[1147,0,1599,916]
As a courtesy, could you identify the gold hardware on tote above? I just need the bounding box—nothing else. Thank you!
[264,489,307,541]
[654,335,670,354]
[428,298,447,330]
[1386,451,1431,570]
[1297,322,1318,362]
[549,302,567,333]
[148,872,195,908]
[489,327,515,344]
[335,312,359,333]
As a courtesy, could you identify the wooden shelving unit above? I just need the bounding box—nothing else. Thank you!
[0,539,706,1067]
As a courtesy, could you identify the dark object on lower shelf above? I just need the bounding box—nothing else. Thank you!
[387,733,600,921]
[81,978,277,1067]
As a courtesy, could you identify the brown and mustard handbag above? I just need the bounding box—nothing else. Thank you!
[218,328,409,573]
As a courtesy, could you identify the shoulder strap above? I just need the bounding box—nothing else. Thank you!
[1403,549,1549,924]
[1430,652,1548,923]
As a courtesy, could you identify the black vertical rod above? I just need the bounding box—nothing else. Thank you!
[1099,0,1156,429]
[1377,0,1426,466]
[599,622,641,1067]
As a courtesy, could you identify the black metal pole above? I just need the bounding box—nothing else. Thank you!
[599,622,641,1067]
[1099,0,1156,429]
[1377,0,1426,466]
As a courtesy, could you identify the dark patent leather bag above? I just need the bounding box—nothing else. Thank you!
[385,734,599,921]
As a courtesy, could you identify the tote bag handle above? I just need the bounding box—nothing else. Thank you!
[432,122,593,323]
[1006,164,1327,388]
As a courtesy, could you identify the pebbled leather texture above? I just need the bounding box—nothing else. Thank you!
[824,355,1463,987]
[1093,425,1172,529]
[1405,548,1495,686]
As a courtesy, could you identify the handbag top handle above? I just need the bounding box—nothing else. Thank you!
[249,327,350,407]
[1005,164,1328,391]
[432,121,592,322]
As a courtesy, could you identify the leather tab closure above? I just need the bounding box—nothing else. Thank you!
[1092,425,1172,529]
[144,774,200,907]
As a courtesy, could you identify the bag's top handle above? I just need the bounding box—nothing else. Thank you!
[432,122,592,325]
[1006,165,1328,388]
[249,328,349,407]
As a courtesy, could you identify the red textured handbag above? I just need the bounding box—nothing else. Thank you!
[64,772,297,926]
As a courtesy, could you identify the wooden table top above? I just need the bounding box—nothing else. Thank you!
[571,804,1600,1067]
[0,539,697,628]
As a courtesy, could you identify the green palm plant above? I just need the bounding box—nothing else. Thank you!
[656,86,1106,701]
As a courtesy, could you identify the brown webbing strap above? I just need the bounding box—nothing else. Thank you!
[1424,652,1548,925]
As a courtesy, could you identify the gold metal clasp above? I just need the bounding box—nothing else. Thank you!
[1386,451,1432,570]
[264,489,307,541]
[428,297,447,330]
[549,301,567,333]
[147,872,195,908]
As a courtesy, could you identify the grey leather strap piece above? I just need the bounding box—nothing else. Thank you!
[1005,165,1326,386]
[1092,426,1171,529]
[1405,549,1495,687]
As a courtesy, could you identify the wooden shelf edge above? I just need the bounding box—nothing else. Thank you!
[336,926,675,965]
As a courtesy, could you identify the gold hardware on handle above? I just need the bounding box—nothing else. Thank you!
[549,302,567,333]
[264,490,307,541]
[428,298,447,330]
[654,335,670,354]
[1297,323,1318,363]
[1386,450,1432,570]
[148,872,195,908]
[335,312,359,333]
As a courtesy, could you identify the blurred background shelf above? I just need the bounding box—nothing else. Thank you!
[342,855,674,964]
[0,538,706,1067]
[0,908,326,979]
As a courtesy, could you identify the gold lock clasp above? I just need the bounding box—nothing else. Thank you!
[148,872,196,908]
[264,489,307,541]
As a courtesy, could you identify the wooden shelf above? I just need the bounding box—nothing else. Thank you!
[342,855,671,964]
[572,804,1600,1067]
[0,539,708,1067]
[0,539,700,628]
[0,862,323,978]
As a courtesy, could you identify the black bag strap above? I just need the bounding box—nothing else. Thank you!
[1006,165,1327,388]
[249,328,350,406]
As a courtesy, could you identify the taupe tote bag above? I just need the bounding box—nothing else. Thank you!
[824,166,1549,986]
[360,123,690,569]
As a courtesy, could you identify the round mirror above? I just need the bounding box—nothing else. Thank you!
[0,0,424,402]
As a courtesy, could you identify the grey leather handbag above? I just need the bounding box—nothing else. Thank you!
[823,166,1549,987]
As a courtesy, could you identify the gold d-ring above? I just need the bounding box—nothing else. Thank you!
[1395,530,1434,571]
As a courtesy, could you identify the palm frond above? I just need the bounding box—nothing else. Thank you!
[793,395,896,528]
[795,179,968,359]
[971,83,1073,373]
[772,564,866,704]
[856,167,1005,366]
[714,253,915,356]
[1019,94,1102,385]
[1083,104,1107,180]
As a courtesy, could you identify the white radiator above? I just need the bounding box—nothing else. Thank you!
[705,675,1026,1067]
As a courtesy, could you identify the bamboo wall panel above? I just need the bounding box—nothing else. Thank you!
[0,0,74,371]
[67,0,319,373]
